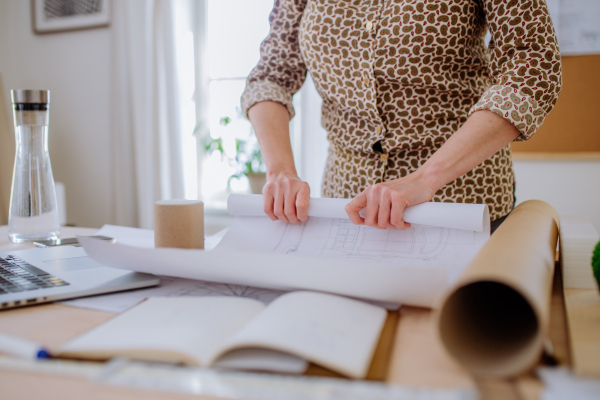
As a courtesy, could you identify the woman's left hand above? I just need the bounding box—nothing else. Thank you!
[345,171,437,230]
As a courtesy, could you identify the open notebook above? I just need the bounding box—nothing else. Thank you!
[58,291,388,379]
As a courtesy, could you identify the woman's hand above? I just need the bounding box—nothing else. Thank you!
[248,101,309,223]
[345,171,436,230]
[263,172,310,223]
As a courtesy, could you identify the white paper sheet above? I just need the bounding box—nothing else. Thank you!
[217,216,486,273]
[538,367,600,400]
[93,224,156,248]
[221,195,490,279]
[79,236,449,307]
[93,224,229,251]
[62,225,399,313]
[60,276,289,313]
[78,197,489,308]
[228,194,489,232]
[59,225,288,312]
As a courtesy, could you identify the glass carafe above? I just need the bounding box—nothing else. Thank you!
[8,90,60,243]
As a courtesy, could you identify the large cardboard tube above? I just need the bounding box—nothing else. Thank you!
[437,200,559,377]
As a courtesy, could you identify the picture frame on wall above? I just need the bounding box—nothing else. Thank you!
[32,0,111,34]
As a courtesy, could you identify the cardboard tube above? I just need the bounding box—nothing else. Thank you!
[437,200,559,377]
[154,200,204,249]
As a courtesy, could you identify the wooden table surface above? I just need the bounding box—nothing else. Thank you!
[0,226,570,400]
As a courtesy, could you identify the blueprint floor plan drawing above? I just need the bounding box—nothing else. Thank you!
[215,195,490,276]
[273,217,476,263]
[78,195,492,309]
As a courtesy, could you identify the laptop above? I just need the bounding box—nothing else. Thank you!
[0,244,160,310]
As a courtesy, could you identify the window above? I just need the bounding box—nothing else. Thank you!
[173,0,198,200]
[195,0,277,209]
[183,0,328,211]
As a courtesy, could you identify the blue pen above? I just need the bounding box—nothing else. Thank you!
[0,333,51,360]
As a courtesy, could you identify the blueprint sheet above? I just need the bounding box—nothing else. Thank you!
[60,275,288,313]
[220,195,490,281]
[217,216,485,280]
[62,225,399,313]
[60,225,286,312]
[79,196,490,308]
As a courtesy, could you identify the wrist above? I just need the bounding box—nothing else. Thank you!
[415,163,445,195]
[266,168,299,182]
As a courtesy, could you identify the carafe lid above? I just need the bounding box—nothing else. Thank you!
[11,90,50,104]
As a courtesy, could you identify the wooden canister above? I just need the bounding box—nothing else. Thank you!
[154,200,204,249]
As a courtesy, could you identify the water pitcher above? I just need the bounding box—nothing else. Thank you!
[8,89,60,243]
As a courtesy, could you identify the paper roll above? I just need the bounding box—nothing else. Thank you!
[437,200,559,377]
[154,200,204,249]
[227,194,489,232]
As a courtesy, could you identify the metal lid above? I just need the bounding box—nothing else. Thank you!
[11,90,50,104]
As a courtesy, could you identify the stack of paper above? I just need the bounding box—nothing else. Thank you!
[560,216,600,289]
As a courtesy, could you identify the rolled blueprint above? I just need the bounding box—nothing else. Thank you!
[228,194,489,232]
[154,200,204,249]
[436,200,559,377]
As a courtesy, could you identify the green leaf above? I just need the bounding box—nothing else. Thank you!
[245,160,253,175]
[593,241,600,291]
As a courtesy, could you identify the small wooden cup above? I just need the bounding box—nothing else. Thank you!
[154,200,204,249]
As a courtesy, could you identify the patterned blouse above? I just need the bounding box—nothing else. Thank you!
[241,0,561,221]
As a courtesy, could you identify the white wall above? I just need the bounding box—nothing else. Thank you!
[0,0,112,228]
[514,160,600,232]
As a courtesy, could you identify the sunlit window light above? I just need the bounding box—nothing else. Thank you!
[174,2,198,200]
[199,0,275,208]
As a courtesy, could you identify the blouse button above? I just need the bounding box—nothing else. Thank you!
[365,21,374,31]
[376,126,382,134]
[380,153,388,162]
[363,77,371,87]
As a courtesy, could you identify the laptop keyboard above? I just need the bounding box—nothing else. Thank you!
[0,255,69,294]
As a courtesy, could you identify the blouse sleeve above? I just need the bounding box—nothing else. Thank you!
[470,0,562,141]
[240,0,309,120]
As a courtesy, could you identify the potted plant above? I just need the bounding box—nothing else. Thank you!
[202,116,266,194]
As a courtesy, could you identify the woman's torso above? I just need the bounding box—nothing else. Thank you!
[297,0,514,220]
[299,0,491,153]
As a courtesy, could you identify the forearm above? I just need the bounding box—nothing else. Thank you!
[248,101,298,180]
[248,101,309,223]
[419,110,521,192]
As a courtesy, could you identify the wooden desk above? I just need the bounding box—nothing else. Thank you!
[0,226,570,400]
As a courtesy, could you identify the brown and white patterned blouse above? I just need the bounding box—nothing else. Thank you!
[241,0,561,221]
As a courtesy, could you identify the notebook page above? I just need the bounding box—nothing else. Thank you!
[59,297,265,366]
[217,291,388,379]
[212,348,308,374]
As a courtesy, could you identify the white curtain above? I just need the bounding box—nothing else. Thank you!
[111,0,185,229]
[0,76,14,226]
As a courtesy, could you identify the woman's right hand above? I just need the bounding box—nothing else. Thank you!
[248,101,308,223]
[262,173,310,223]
